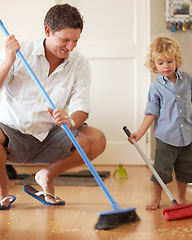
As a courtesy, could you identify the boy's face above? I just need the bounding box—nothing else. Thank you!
[154,54,177,81]
[44,26,81,59]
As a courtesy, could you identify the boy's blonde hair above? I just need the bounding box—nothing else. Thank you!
[145,37,183,73]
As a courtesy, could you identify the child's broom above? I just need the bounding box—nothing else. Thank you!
[0,20,140,230]
[123,126,192,221]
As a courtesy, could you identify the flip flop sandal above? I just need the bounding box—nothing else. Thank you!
[23,185,65,205]
[0,195,16,210]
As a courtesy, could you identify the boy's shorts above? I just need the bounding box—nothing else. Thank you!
[151,138,192,184]
[0,123,87,165]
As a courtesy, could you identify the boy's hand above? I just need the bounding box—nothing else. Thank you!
[128,132,142,144]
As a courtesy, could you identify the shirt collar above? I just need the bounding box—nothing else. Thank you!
[31,39,45,56]
[175,69,182,81]
[157,69,182,85]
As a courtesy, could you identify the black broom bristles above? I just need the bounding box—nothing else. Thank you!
[95,209,140,230]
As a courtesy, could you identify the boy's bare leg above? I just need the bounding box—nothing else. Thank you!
[146,182,162,210]
[0,130,10,207]
[35,126,106,204]
[177,181,188,205]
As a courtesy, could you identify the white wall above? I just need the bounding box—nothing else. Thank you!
[72,0,150,165]
[150,0,192,74]
[0,0,57,48]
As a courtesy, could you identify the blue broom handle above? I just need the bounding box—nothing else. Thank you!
[0,20,120,211]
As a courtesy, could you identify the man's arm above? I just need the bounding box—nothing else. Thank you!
[48,108,88,130]
[0,35,20,88]
[69,111,88,130]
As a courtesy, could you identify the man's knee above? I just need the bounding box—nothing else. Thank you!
[93,130,106,153]
[86,129,106,160]
[77,127,106,159]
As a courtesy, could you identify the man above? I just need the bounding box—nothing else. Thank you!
[0,4,106,208]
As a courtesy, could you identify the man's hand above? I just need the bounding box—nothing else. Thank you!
[0,35,20,88]
[4,35,20,65]
[48,107,71,128]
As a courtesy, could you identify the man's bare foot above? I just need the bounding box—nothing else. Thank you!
[0,196,15,209]
[0,172,10,207]
[145,199,161,210]
[35,169,62,204]
[0,196,11,208]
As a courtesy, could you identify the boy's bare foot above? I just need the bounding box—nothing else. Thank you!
[146,197,161,210]
[145,201,160,210]
[146,182,162,210]
[35,169,62,204]
[178,198,189,206]
[177,181,188,206]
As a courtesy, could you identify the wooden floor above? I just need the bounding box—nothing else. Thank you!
[1,165,192,240]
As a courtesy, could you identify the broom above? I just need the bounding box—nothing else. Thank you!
[123,126,192,221]
[0,20,140,230]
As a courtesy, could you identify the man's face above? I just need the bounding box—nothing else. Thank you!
[45,26,81,59]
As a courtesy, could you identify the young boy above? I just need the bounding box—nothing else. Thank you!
[129,37,192,210]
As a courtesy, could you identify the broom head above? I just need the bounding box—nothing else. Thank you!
[95,207,140,230]
[163,203,192,221]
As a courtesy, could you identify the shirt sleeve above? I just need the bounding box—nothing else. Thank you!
[67,57,91,115]
[144,83,160,117]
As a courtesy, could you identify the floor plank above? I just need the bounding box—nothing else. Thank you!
[1,165,192,240]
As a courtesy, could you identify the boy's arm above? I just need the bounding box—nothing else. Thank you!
[129,114,156,143]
